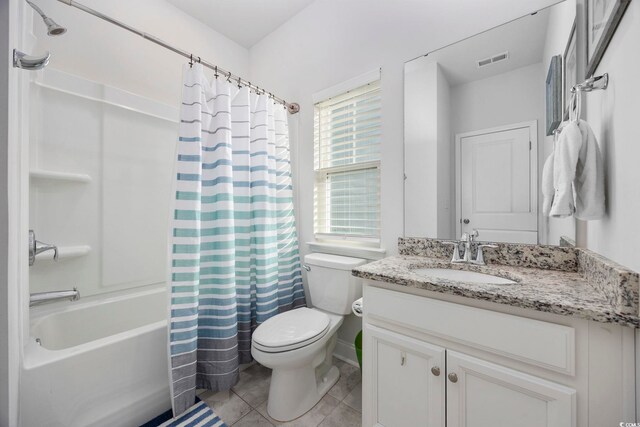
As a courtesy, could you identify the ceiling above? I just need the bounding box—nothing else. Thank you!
[166,0,317,48]
[411,7,551,86]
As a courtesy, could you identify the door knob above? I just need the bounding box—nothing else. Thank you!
[448,372,458,383]
[431,366,440,376]
[463,219,470,224]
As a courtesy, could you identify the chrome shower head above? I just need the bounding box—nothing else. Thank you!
[26,0,67,36]
[42,16,67,36]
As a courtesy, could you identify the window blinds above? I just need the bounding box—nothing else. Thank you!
[314,79,381,240]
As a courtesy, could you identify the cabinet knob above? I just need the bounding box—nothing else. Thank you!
[448,372,458,383]
[431,366,440,376]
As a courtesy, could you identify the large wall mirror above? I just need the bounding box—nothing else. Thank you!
[404,0,578,246]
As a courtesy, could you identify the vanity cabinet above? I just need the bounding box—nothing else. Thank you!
[362,282,635,427]
[366,325,445,427]
[365,324,573,427]
[446,351,574,427]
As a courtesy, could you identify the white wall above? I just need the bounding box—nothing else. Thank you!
[541,0,577,246]
[1,0,11,423]
[34,0,250,106]
[451,63,543,136]
[582,0,640,272]
[404,60,452,239]
[249,0,561,363]
[436,65,452,239]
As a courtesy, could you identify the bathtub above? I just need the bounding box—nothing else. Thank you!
[20,287,171,427]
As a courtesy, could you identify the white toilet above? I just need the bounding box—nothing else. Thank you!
[251,253,366,422]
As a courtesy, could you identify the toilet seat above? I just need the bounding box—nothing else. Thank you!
[252,308,331,353]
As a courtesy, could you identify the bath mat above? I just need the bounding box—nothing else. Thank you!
[140,398,227,427]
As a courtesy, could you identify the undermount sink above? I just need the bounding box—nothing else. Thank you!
[412,268,516,285]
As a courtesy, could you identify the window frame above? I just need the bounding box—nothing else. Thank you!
[313,72,382,245]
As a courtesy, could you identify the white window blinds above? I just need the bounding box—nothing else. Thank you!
[314,79,381,241]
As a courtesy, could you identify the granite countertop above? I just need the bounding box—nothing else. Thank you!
[352,238,640,328]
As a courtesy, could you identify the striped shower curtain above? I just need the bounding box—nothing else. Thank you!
[169,64,306,416]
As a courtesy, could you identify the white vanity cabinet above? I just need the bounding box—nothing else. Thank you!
[446,351,574,427]
[366,325,445,427]
[362,282,636,427]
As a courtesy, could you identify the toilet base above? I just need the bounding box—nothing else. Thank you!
[267,364,340,422]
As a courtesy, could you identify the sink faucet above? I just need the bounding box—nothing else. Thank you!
[443,230,498,265]
[30,288,80,307]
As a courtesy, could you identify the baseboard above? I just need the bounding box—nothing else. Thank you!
[334,338,359,367]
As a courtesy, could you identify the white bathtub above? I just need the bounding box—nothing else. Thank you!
[20,287,171,427]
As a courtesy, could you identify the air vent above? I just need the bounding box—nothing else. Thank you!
[477,51,510,68]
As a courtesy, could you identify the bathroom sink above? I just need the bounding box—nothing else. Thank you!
[411,268,516,285]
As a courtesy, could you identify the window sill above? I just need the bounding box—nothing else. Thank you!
[306,241,387,260]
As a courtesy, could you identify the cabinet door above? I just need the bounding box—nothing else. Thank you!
[446,351,576,427]
[363,324,445,427]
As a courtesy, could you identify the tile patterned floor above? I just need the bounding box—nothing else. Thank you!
[198,358,362,427]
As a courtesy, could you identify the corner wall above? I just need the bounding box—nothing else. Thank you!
[0,0,11,423]
[581,0,640,273]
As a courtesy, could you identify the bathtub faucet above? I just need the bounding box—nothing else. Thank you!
[30,287,80,307]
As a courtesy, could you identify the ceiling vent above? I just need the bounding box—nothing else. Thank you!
[477,51,509,68]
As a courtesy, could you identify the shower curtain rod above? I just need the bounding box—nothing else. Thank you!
[56,0,300,114]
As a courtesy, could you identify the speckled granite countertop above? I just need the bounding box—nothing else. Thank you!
[352,238,640,328]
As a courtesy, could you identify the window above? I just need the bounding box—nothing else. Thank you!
[314,78,381,242]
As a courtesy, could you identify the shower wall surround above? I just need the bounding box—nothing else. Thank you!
[27,0,252,297]
[29,69,177,297]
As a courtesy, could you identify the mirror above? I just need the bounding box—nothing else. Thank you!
[404,0,577,246]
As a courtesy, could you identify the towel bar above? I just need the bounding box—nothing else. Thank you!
[571,73,608,93]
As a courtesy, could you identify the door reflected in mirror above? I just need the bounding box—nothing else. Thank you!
[404,0,577,246]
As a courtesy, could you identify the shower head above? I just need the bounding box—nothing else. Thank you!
[25,0,67,36]
[42,16,67,36]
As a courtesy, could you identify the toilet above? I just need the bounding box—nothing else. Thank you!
[251,253,366,422]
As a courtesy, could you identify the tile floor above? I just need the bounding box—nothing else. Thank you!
[198,358,362,427]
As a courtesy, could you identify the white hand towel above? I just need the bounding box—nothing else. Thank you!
[549,120,605,219]
[549,122,581,217]
[574,120,605,220]
[542,151,555,216]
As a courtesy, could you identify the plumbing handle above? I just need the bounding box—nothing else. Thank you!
[29,230,59,266]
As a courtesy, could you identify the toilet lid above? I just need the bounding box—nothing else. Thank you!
[252,308,330,352]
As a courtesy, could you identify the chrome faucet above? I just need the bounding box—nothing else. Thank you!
[443,230,498,265]
[29,230,58,266]
[30,288,80,307]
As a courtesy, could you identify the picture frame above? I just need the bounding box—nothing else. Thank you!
[586,0,631,77]
[563,19,577,120]
[546,55,562,136]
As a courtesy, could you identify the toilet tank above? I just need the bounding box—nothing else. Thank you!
[304,253,366,315]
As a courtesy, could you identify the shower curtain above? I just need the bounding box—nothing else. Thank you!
[169,64,306,416]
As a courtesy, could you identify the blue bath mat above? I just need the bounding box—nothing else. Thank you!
[140,398,227,427]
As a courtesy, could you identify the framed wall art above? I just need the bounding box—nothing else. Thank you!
[546,55,563,136]
[586,0,631,77]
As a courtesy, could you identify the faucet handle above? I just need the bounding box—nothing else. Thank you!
[478,244,498,249]
[442,241,462,262]
[28,230,59,266]
[473,244,499,265]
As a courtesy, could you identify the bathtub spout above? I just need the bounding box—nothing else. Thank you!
[30,287,80,307]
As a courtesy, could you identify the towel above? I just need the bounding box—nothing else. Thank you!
[541,150,555,216]
[549,119,605,220]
